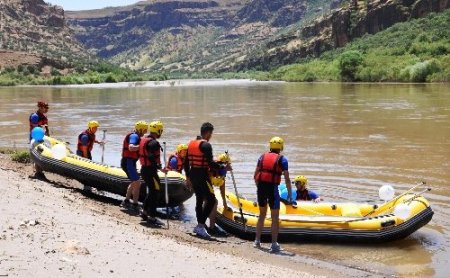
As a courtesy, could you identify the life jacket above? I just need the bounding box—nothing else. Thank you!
[29,111,49,135]
[296,189,312,201]
[122,131,140,160]
[139,136,161,168]
[254,152,283,185]
[187,139,209,168]
[167,153,183,172]
[77,130,95,154]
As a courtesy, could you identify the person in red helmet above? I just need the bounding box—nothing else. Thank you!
[29,101,50,180]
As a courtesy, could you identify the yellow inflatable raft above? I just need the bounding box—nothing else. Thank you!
[30,136,193,207]
[215,186,433,243]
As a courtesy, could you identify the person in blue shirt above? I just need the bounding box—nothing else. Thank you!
[76,121,105,160]
[166,144,188,173]
[294,175,322,203]
[253,136,291,253]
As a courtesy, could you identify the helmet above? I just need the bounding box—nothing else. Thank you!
[269,136,284,151]
[218,153,231,163]
[88,120,100,129]
[211,176,225,187]
[176,144,188,153]
[149,121,164,136]
[135,120,148,133]
[294,175,308,186]
[37,101,49,108]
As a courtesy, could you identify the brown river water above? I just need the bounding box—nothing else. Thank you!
[0,81,449,277]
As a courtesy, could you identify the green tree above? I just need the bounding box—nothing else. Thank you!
[338,50,363,81]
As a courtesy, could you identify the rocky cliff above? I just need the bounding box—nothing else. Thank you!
[0,0,87,69]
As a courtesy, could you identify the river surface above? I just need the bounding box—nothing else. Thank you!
[1,81,449,277]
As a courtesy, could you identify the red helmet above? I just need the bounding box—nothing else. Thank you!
[37,101,49,108]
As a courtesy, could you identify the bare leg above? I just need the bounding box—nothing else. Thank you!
[270,208,279,243]
[131,181,141,204]
[255,205,268,242]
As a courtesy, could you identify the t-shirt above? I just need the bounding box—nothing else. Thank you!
[128,133,140,145]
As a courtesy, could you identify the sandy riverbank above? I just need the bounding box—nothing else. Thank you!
[0,155,375,277]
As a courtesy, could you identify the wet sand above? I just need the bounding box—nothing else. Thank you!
[0,155,381,277]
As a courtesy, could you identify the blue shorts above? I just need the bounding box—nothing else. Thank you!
[257,182,280,210]
[121,158,139,181]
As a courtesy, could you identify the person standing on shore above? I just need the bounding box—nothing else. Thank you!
[184,122,221,238]
[76,120,105,160]
[120,120,148,212]
[139,121,167,226]
[29,100,50,180]
[166,144,188,173]
[253,136,291,253]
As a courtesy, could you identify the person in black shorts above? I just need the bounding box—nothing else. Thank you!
[253,136,291,253]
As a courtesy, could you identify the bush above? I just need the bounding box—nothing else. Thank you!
[338,50,363,81]
[11,151,31,163]
[401,60,441,82]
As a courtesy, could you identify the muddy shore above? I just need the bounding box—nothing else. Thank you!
[0,154,377,277]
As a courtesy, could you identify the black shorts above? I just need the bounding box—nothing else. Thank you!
[257,182,280,210]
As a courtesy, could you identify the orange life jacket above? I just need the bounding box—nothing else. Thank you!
[139,136,161,167]
[167,153,183,172]
[187,139,209,168]
[77,130,95,153]
[254,152,283,184]
[122,131,140,160]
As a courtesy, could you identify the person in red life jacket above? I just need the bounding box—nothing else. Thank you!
[207,152,232,237]
[293,175,322,203]
[184,122,222,239]
[120,120,148,212]
[139,121,168,226]
[166,144,188,173]
[28,101,50,180]
[29,101,50,141]
[253,136,291,253]
[76,120,105,160]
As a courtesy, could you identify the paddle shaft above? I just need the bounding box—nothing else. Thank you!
[364,181,425,217]
[229,169,246,231]
[101,130,106,164]
[163,142,169,228]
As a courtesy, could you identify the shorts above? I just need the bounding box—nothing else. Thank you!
[257,182,280,210]
[121,157,139,181]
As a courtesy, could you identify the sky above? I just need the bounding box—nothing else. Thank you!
[45,1,141,11]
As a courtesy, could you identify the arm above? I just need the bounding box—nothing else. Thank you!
[309,190,322,203]
[220,182,227,209]
[128,134,140,152]
[79,134,90,157]
[30,113,39,128]
[146,140,162,169]
[280,156,291,201]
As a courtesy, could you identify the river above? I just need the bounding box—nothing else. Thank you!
[1,81,449,277]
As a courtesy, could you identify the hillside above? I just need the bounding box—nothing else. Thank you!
[66,0,336,72]
[0,0,88,70]
[270,8,450,82]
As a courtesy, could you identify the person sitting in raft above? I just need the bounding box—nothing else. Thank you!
[76,120,105,160]
[166,144,188,173]
[207,152,231,236]
[294,175,322,203]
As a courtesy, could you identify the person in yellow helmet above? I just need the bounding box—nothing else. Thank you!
[139,120,168,226]
[253,136,291,253]
[76,120,105,160]
[207,152,232,237]
[166,144,188,173]
[293,175,322,203]
[120,121,148,212]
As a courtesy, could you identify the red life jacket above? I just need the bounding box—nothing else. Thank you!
[167,153,183,172]
[296,189,312,201]
[122,131,140,160]
[187,139,209,168]
[139,136,161,167]
[254,152,283,184]
[77,130,95,153]
[29,111,49,135]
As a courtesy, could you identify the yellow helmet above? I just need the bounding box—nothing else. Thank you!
[88,120,100,129]
[149,121,164,136]
[218,153,231,163]
[211,176,225,187]
[294,175,308,186]
[135,120,148,134]
[269,136,284,151]
[176,144,188,153]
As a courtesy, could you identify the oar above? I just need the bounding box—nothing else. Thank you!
[226,151,246,231]
[163,142,169,229]
[101,129,107,164]
[364,181,426,217]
